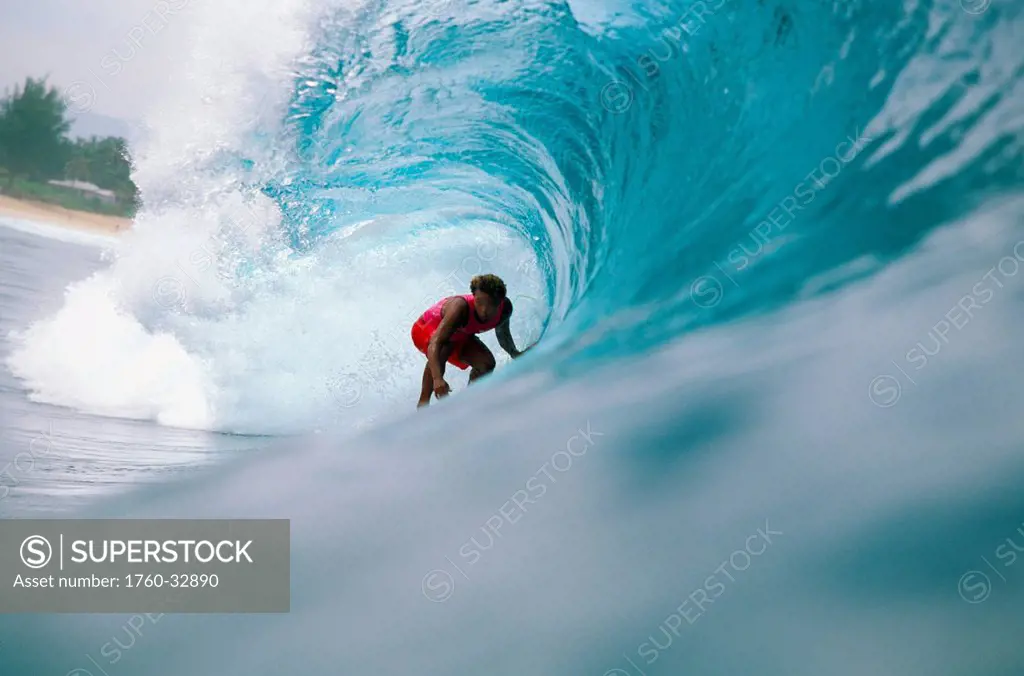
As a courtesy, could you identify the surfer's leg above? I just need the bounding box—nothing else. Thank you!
[412,321,434,407]
[459,336,496,384]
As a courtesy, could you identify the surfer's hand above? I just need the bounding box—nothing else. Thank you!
[433,378,451,398]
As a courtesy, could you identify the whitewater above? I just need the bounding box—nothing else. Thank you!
[1,0,1023,673]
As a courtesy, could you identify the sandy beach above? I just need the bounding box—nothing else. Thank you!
[0,194,131,235]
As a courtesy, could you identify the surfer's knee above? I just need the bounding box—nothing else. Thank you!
[468,343,496,373]
[470,353,495,379]
[472,361,495,378]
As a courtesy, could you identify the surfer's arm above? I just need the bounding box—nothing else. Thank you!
[428,297,469,381]
[496,321,521,358]
[495,301,529,358]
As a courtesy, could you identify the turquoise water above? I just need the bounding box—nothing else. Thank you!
[2,0,1024,673]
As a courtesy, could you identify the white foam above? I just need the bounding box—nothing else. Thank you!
[7,274,215,429]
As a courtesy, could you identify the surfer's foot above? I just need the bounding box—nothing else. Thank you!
[417,398,430,408]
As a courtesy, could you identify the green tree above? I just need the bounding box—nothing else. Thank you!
[0,77,71,187]
[66,135,138,205]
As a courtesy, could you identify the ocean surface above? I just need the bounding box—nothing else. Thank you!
[1,0,1023,673]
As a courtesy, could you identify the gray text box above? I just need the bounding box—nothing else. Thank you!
[0,519,289,613]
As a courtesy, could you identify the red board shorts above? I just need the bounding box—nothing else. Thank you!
[411,319,470,370]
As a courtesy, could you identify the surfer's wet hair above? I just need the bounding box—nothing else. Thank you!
[471,274,507,300]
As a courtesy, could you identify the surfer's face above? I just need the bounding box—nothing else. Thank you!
[473,291,501,322]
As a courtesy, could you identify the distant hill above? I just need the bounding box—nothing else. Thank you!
[68,110,137,141]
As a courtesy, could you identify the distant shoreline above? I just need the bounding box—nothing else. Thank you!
[0,194,130,235]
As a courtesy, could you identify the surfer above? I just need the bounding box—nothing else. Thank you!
[411,273,532,407]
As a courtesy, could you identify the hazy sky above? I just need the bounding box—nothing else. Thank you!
[0,0,194,122]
